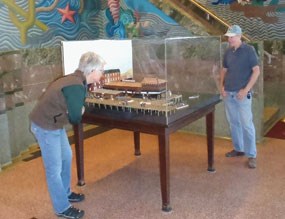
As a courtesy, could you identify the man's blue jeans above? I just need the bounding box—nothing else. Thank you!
[31,122,72,214]
[224,91,257,158]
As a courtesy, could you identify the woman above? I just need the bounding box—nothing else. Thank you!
[30,51,105,219]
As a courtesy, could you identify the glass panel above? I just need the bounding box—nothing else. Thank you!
[165,36,221,123]
[263,40,285,133]
[85,37,221,125]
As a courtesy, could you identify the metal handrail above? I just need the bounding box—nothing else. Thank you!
[165,0,251,41]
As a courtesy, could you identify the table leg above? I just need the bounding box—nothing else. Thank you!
[158,134,172,212]
[206,111,215,172]
[73,123,85,186]
[134,131,141,156]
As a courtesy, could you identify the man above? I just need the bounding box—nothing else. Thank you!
[220,25,260,169]
[30,51,105,218]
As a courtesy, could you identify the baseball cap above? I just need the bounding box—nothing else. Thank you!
[224,25,242,37]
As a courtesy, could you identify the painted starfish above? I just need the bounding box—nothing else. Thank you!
[57,3,76,23]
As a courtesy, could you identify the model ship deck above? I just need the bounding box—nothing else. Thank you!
[86,94,186,116]
[103,81,142,91]
[102,77,167,92]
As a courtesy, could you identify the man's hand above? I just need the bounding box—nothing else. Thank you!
[221,86,227,97]
[237,89,248,100]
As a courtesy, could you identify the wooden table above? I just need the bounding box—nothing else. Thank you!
[73,93,221,212]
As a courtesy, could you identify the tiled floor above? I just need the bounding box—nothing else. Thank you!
[1,129,285,219]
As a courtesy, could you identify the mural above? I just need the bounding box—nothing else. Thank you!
[206,0,285,39]
[0,0,190,52]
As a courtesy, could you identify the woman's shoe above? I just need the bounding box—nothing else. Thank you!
[56,206,84,219]
[68,192,85,202]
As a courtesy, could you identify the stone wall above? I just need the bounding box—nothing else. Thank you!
[0,48,62,168]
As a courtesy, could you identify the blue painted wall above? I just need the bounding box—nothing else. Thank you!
[0,0,190,52]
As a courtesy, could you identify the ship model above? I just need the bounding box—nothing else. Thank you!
[86,69,189,115]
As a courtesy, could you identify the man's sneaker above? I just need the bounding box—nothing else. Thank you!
[225,150,245,157]
[56,206,84,219]
[68,192,85,203]
[248,158,257,169]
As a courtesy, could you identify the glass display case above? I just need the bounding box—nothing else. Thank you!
[85,36,221,125]
[73,37,222,208]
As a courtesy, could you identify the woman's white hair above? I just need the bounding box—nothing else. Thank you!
[78,51,105,76]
